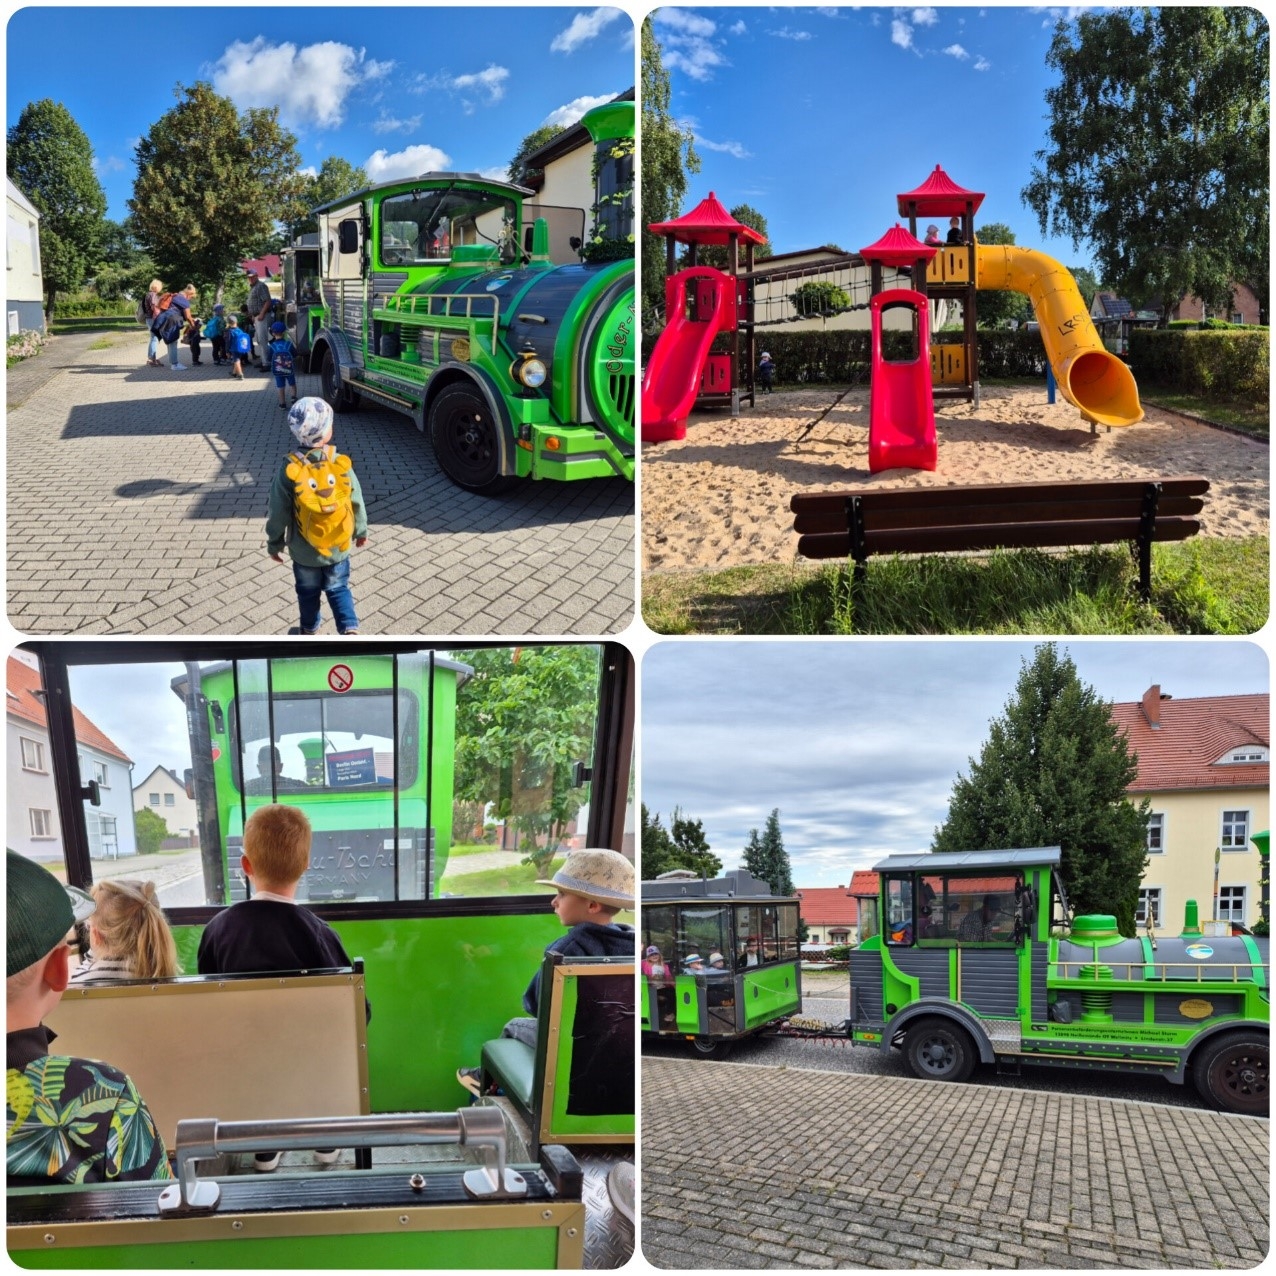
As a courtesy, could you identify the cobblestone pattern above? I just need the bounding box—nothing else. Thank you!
[7,335,634,636]
[642,1057,1269,1269]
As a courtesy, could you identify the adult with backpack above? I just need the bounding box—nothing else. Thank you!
[139,280,165,366]
[265,398,368,635]
[149,285,197,371]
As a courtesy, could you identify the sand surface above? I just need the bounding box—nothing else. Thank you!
[641,386,1269,573]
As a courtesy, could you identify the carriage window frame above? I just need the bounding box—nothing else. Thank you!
[886,871,1024,947]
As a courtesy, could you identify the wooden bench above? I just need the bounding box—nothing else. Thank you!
[480,953,635,1156]
[791,477,1209,603]
[45,967,370,1152]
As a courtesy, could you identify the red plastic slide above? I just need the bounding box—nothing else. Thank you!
[868,288,937,473]
[641,268,730,442]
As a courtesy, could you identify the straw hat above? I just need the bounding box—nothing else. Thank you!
[536,848,634,908]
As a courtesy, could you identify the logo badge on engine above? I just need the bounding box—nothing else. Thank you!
[1178,998,1215,1020]
[451,338,471,362]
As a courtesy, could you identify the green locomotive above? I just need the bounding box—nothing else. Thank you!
[304,101,634,493]
[850,847,1269,1115]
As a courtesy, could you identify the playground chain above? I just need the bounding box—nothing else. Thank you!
[640,385,1268,574]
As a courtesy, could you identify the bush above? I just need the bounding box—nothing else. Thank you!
[7,329,45,365]
[1130,328,1269,401]
[49,295,135,318]
[789,280,852,319]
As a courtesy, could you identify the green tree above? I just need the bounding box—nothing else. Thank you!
[130,82,304,297]
[743,809,794,896]
[640,20,700,325]
[1069,265,1101,312]
[284,155,371,242]
[683,203,773,270]
[789,279,851,319]
[508,125,566,186]
[1023,8,1269,324]
[451,646,600,877]
[641,805,722,879]
[134,807,170,856]
[7,99,108,315]
[91,217,156,302]
[974,222,1032,328]
[932,644,1150,934]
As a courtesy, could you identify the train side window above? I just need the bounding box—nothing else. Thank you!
[676,905,729,973]
[885,876,915,945]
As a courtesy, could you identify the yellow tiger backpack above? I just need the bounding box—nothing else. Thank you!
[286,445,355,555]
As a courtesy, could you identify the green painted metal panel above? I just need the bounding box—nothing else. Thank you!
[674,974,700,1033]
[741,962,801,1029]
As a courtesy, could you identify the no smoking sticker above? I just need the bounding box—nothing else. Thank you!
[328,664,354,693]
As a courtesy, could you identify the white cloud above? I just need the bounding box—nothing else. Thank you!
[211,39,389,130]
[769,27,812,41]
[696,135,752,160]
[92,155,126,174]
[364,142,452,184]
[729,20,747,36]
[654,7,729,80]
[653,10,716,37]
[479,164,512,183]
[297,164,319,179]
[943,43,969,59]
[911,7,939,25]
[974,56,991,71]
[371,112,422,135]
[551,8,623,54]
[891,18,914,49]
[542,94,615,129]
[450,64,510,110]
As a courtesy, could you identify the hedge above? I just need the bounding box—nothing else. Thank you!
[1130,328,1268,401]
[49,297,135,318]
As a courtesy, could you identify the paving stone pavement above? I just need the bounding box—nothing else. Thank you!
[642,1057,1270,1269]
[7,333,635,636]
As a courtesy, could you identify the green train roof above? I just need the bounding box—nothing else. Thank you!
[310,172,534,215]
[872,847,1062,873]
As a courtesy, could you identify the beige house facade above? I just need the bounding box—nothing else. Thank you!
[132,764,199,842]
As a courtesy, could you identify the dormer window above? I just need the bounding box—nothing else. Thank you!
[1218,746,1269,765]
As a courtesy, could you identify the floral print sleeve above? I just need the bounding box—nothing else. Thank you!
[7,1055,173,1185]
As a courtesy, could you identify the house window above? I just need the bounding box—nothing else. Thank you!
[20,737,45,771]
[29,809,53,838]
[164,792,175,806]
[1230,312,1243,325]
[1136,888,1163,927]
[1221,810,1251,850]
[1146,813,1165,854]
[93,761,109,788]
[1221,746,1268,764]
[1218,886,1246,924]
[149,792,161,806]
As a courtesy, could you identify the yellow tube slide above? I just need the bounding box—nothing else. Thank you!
[974,244,1143,427]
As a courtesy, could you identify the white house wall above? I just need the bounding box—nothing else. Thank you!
[6,184,45,335]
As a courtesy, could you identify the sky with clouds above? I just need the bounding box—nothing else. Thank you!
[7,7,634,219]
[649,6,1115,269]
[642,640,1269,888]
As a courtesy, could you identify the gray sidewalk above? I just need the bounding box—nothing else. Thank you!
[642,1056,1269,1269]
[7,332,634,636]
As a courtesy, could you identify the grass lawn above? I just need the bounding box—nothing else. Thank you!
[439,854,563,898]
[643,536,1268,635]
[1139,383,1268,440]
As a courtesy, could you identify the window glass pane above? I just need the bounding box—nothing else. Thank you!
[1221,810,1250,848]
[1147,814,1164,852]
[379,189,519,267]
[676,905,729,970]
[885,876,913,945]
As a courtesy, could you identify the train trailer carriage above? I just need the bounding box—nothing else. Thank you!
[306,101,635,494]
[7,640,637,1268]
[641,869,802,1057]
[849,847,1270,1116]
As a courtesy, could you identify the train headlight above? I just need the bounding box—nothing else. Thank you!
[511,351,547,389]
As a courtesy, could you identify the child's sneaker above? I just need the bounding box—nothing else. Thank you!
[456,1067,484,1097]
[254,1151,282,1173]
[339,628,359,636]
[287,625,321,636]
[171,363,186,372]
[314,1149,341,1165]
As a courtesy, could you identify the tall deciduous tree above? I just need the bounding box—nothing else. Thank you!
[451,646,600,877]
[640,20,700,324]
[932,644,1149,933]
[284,156,371,242]
[974,222,1032,328]
[508,125,566,186]
[1023,8,1269,324]
[130,83,304,296]
[743,809,795,897]
[7,99,108,314]
[641,805,721,879]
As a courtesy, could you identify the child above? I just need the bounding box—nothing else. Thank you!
[196,804,367,1172]
[226,316,251,379]
[457,848,634,1094]
[924,224,942,247]
[70,880,180,984]
[183,314,204,365]
[758,351,776,394]
[204,304,228,365]
[267,319,298,408]
[266,397,368,636]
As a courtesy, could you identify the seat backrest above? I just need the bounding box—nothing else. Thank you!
[44,969,370,1149]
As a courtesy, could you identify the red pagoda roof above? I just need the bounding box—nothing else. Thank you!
[648,191,768,247]
[897,165,985,217]
[860,223,936,267]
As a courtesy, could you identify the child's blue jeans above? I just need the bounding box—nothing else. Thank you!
[293,558,358,633]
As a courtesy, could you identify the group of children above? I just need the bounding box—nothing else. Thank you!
[6,820,635,1182]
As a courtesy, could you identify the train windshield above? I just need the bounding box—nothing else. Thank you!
[379,187,520,266]
[886,871,1023,945]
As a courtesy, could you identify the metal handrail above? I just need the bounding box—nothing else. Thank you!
[382,293,500,325]
[1052,960,1269,983]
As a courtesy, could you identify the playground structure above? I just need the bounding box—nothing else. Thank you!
[641,166,1144,463]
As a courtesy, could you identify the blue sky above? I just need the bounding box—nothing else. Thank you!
[650,5,1106,271]
[642,640,1269,887]
[7,6,635,221]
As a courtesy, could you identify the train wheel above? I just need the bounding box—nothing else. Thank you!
[1192,1032,1269,1116]
[428,384,512,494]
[689,1036,733,1060]
[903,1017,976,1083]
[320,349,355,412]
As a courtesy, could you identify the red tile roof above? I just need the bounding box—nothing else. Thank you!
[241,255,281,279]
[1110,688,1268,793]
[6,656,132,763]
[794,886,858,926]
[849,870,879,897]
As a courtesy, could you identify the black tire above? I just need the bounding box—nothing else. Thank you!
[428,383,513,494]
[689,1036,732,1060]
[1192,1032,1269,1116]
[903,1016,977,1083]
[320,347,355,412]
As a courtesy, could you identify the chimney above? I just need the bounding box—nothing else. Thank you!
[1141,685,1163,728]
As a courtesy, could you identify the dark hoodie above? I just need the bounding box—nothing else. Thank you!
[522,921,635,1015]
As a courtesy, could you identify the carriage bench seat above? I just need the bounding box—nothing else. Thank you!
[479,952,635,1156]
[790,476,1209,603]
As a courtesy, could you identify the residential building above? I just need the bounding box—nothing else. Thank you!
[6,177,44,335]
[1168,282,1263,326]
[7,652,137,862]
[1110,686,1269,932]
[132,764,199,843]
[795,884,859,943]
